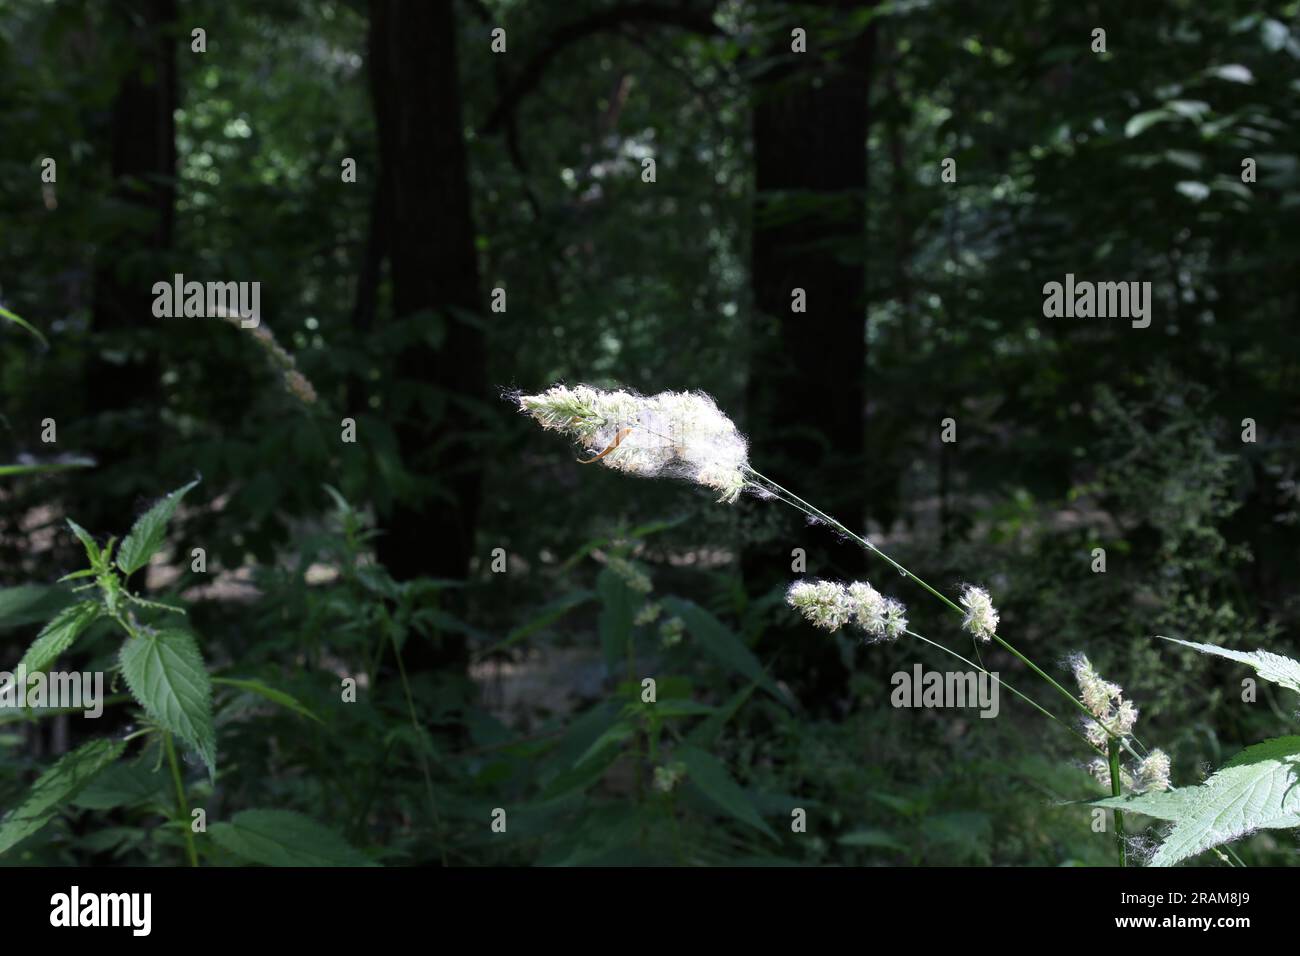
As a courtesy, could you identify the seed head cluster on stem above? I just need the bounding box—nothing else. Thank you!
[787,579,908,643]
[517,384,750,503]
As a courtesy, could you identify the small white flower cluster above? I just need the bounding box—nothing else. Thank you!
[517,384,750,503]
[787,579,908,643]
[1072,653,1171,793]
[959,585,999,642]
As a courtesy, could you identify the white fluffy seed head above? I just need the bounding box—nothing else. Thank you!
[517,384,750,503]
[1070,653,1121,720]
[791,578,907,643]
[1135,749,1172,793]
[881,598,908,641]
[959,585,999,642]
[787,580,854,632]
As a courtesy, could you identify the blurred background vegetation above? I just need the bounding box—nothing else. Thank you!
[2,0,1299,866]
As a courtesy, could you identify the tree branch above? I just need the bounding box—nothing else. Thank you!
[480,2,722,136]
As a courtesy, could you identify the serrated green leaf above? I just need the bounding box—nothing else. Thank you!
[677,743,777,840]
[1161,636,1300,695]
[116,479,199,576]
[119,628,215,777]
[65,519,100,564]
[17,601,100,674]
[213,676,323,723]
[1095,736,1300,866]
[0,739,125,854]
[209,810,375,866]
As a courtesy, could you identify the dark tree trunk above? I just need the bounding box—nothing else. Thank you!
[85,0,177,517]
[744,4,875,707]
[368,0,485,670]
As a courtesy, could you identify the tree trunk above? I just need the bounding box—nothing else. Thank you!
[367,0,485,670]
[745,4,875,706]
[85,0,177,519]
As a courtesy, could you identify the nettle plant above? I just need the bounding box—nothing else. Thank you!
[0,480,371,866]
[517,383,1300,867]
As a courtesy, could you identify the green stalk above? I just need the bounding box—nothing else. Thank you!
[747,466,1145,758]
[1108,736,1127,866]
[164,732,199,867]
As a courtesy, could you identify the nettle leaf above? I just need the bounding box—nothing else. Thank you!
[1095,736,1300,867]
[17,601,101,674]
[1161,636,1300,695]
[209,810,375,866]
[116,478,200,577]
[119,628,216,777]
[0,739,125,854]
[65,519,100,565]
[677,744,777,840]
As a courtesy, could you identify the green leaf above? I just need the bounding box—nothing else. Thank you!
[661,598,789,706]
[0,304,47,348]
[677,744,777,839]
[1094,737,1300,866]
[65,519,100,565]
[71,760,169,810]
[17,601,100,674]
[119,628,216,777]
[209,810,375,866]
[476,589,596,658]
[597,568,635,673]
[574,720,635,768]
[1160,637,1300,695]
[1125,109,1173,138]
[1205,64,1253,84]
[0,585,74,631]
[0,457,94,478]
[0,739,125,854]
[116,479,200,577]
[213,676,323,723]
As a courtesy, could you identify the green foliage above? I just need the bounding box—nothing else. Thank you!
[116,479,200,577]
[0,740,125,854]
[119,628,217,778]
[1098,737,1300,867]
[209,810,373,867]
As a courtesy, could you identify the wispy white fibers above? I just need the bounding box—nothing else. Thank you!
[788,578,907,642]
[959,585,999,642]
[516,384,750,502]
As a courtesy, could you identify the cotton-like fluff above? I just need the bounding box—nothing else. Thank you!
[516,385,750,502]
[786,580,854,632]
[959,585,999,642]
[790,578,907,641]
